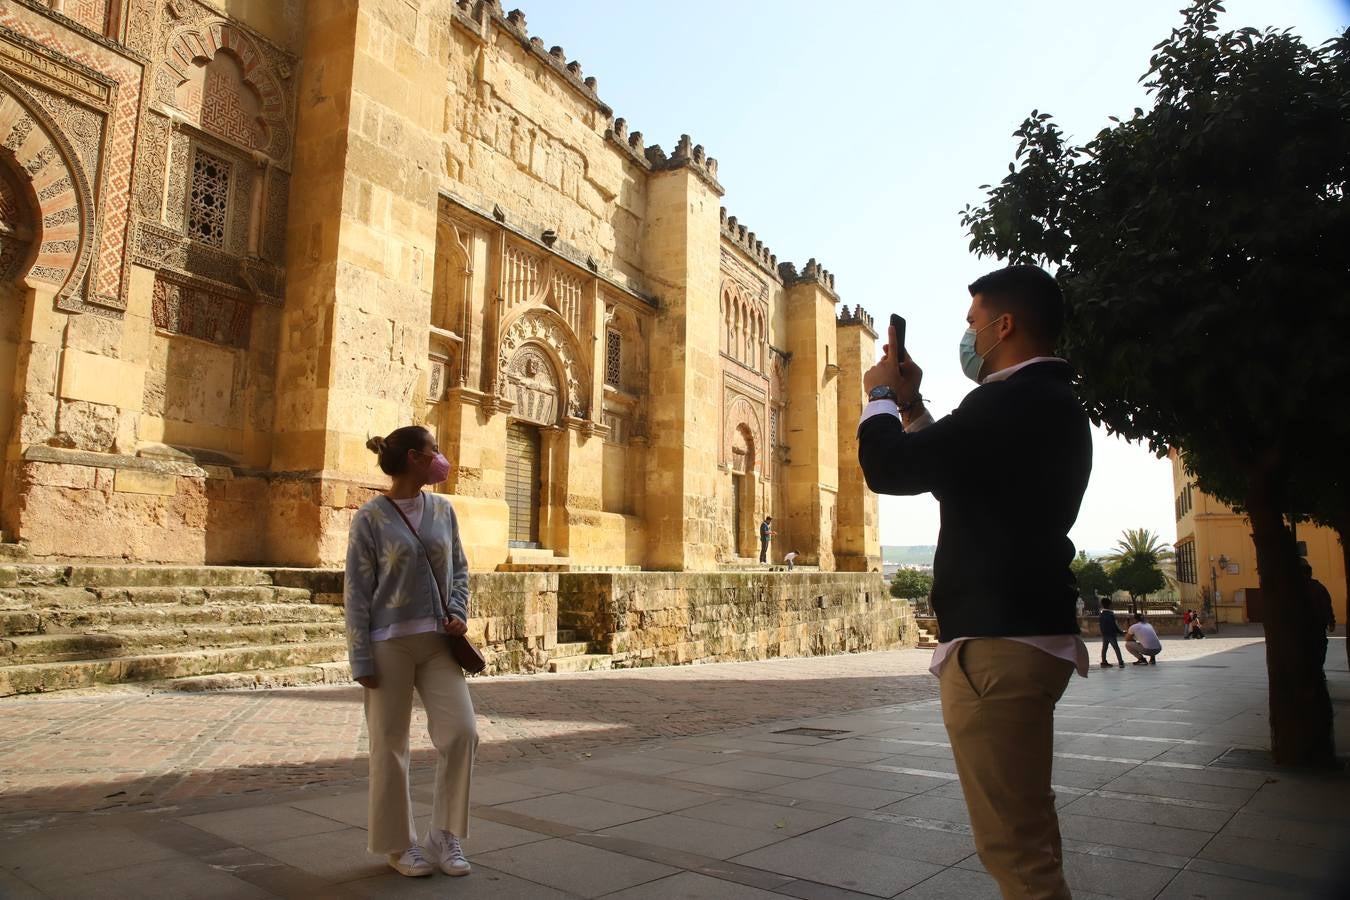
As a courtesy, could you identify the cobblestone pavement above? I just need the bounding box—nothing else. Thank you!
[0,632,1269,829]
[2,627,1347,899]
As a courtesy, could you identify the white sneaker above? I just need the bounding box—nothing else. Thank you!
[426,828,471,876]
[388,845,434,877]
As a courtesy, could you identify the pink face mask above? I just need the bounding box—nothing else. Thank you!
[423,452,451,485]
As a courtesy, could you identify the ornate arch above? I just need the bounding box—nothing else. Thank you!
[498,307,589,418]
[0,71,96,304]
[724,394,763,476]
[163,21,289,161]
[504,344,562,425]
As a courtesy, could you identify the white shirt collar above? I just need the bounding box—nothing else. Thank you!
[981,356,1066,384]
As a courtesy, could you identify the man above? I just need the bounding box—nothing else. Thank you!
[858,265,1091,900]
[758,516,774,564]
[1125,613,1162,665]
[1182,608,1192,638]
[1099,598,1125,668]
[1301,559,1335,668]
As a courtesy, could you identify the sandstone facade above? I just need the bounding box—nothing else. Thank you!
[0,0,882,575]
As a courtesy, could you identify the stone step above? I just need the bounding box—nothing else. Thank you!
[0,585,314,609]
[0,565,275,590]
[166,661,352,692]
[551,640,590,660]
[0,622,346,664]
[555,628,583,644]
[0,602,344,637]
[0,640,350,696]
[548,652,622,674]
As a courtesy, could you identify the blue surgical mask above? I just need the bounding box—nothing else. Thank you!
[958,318,1004,383]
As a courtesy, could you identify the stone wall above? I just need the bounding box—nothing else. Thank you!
[557,571,914,667]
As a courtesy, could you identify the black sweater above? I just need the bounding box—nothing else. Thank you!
[859,360,1092,640]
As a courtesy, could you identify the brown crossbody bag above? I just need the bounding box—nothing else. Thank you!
[382,495,486,674]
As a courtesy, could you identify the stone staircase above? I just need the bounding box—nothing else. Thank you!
[0,564,350,696]
[914,615,939,649]
[548,626,624,674]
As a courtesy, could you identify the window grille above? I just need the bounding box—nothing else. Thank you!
[605,329,622,387]
[188,148,231,248]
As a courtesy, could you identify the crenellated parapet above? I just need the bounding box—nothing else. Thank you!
[603,122,722,193]
[454,2,612,116]
[778,258,838,297]
[837,304,876,337]
[719,206,781,281]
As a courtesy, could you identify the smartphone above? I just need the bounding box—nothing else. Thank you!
[889,314,907,370]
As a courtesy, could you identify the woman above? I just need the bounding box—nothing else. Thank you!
[345,425,478,878]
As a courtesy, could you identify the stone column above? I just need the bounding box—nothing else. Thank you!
[835,309,881,572]
[641,164,723,570]
[782,272,840,570]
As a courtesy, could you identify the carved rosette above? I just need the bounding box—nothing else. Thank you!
[497,308,588,419]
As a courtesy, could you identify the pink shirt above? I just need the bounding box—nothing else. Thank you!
[862,356,1089,679]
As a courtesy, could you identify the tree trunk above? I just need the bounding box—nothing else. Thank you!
[1248,476,1337,767]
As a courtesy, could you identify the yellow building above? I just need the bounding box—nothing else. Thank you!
[1170,451,1346,626]
[0,0,882,573]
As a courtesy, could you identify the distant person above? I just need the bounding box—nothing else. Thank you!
[784,550,799,571]
[1182,609,1192,638]
[759,516,774,564]
[1076,596,1085,618]
[1125,613,1162,665]
[1099,598,1125,669]
[1301,560,1335,668]
[1188,611,1205,640]
[347,426,477,878]
[858,264,1091,899]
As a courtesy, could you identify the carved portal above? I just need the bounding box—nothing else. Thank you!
[497,308,587,419]
[506,345,561,426]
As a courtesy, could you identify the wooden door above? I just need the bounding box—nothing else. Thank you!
[1244,588,1263,624]
[505,422,540,546]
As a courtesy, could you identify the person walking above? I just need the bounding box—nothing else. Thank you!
[1125,613,1163,665]
[1182,608,1192,639]
[759,516,774,564]
[1099,598,1125,668]
[346,425,478,878]
[859,265,1091,900]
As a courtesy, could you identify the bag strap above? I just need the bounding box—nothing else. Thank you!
[382,494,453,622]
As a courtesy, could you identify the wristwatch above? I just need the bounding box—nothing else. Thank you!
[868,385,897,402]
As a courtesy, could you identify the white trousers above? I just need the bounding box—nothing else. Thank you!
[364,631,478,854]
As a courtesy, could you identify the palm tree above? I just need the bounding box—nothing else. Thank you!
[1104,528,1175,614]
[1103,528,1175,566]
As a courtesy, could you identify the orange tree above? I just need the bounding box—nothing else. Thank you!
[960,1,1349,765]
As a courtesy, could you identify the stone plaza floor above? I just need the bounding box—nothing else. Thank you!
[2,627,1349,898]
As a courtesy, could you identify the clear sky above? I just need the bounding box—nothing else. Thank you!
[522,1,1348,554]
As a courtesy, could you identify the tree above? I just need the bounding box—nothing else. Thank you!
[890,568,935,600]
[960,1,1349,765]
[1103,528,1175,567]
[1075,560,1115,610]
[1112,555,1167,614]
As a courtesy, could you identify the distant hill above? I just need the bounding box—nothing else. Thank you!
[882,545,937,566]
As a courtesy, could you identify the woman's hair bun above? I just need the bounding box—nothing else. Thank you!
[365,435,387,455]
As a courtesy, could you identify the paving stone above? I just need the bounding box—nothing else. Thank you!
[805,816,976,866]
[732,834,944,897]
[677,796,848,836]
[1058,793,1232,833]
[0,869,45,900]
[494,792,658,831]
[475,837,677,897]
[460,817,555,854]
[0,826,184,885]
[764,778,913,810]
[1155,869,1310,900]
[669,763,796,791]
[1057,812,1215,857]
[469,775,561,806]
[253,826,387,883]
[39,857,274,900]
[574,779,718,812]
[603,870,788,899]
[592,812,788,859]
[338,863,573,898]
[182,802,351,846]
[288,788,428,829]
[1197,832,1345,881]
[896,866,1001,898]
[493,765,614,792]
[878,795,973,826]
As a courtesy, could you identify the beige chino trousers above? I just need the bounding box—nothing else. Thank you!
[940,638,1075,900]
[365,631,478,854]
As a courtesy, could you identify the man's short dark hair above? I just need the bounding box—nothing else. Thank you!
[1100,598,1112,609]
[967,264,1064,347]
[1134,612,1145,621]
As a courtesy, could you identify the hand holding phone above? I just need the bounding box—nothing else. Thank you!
[889,314,907,371]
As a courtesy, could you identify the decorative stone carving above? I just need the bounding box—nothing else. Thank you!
[497,308,588,418]
[723,392,763,476]
[151,272,251,348]
[0,70,95,306]
[505,345,561,426]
